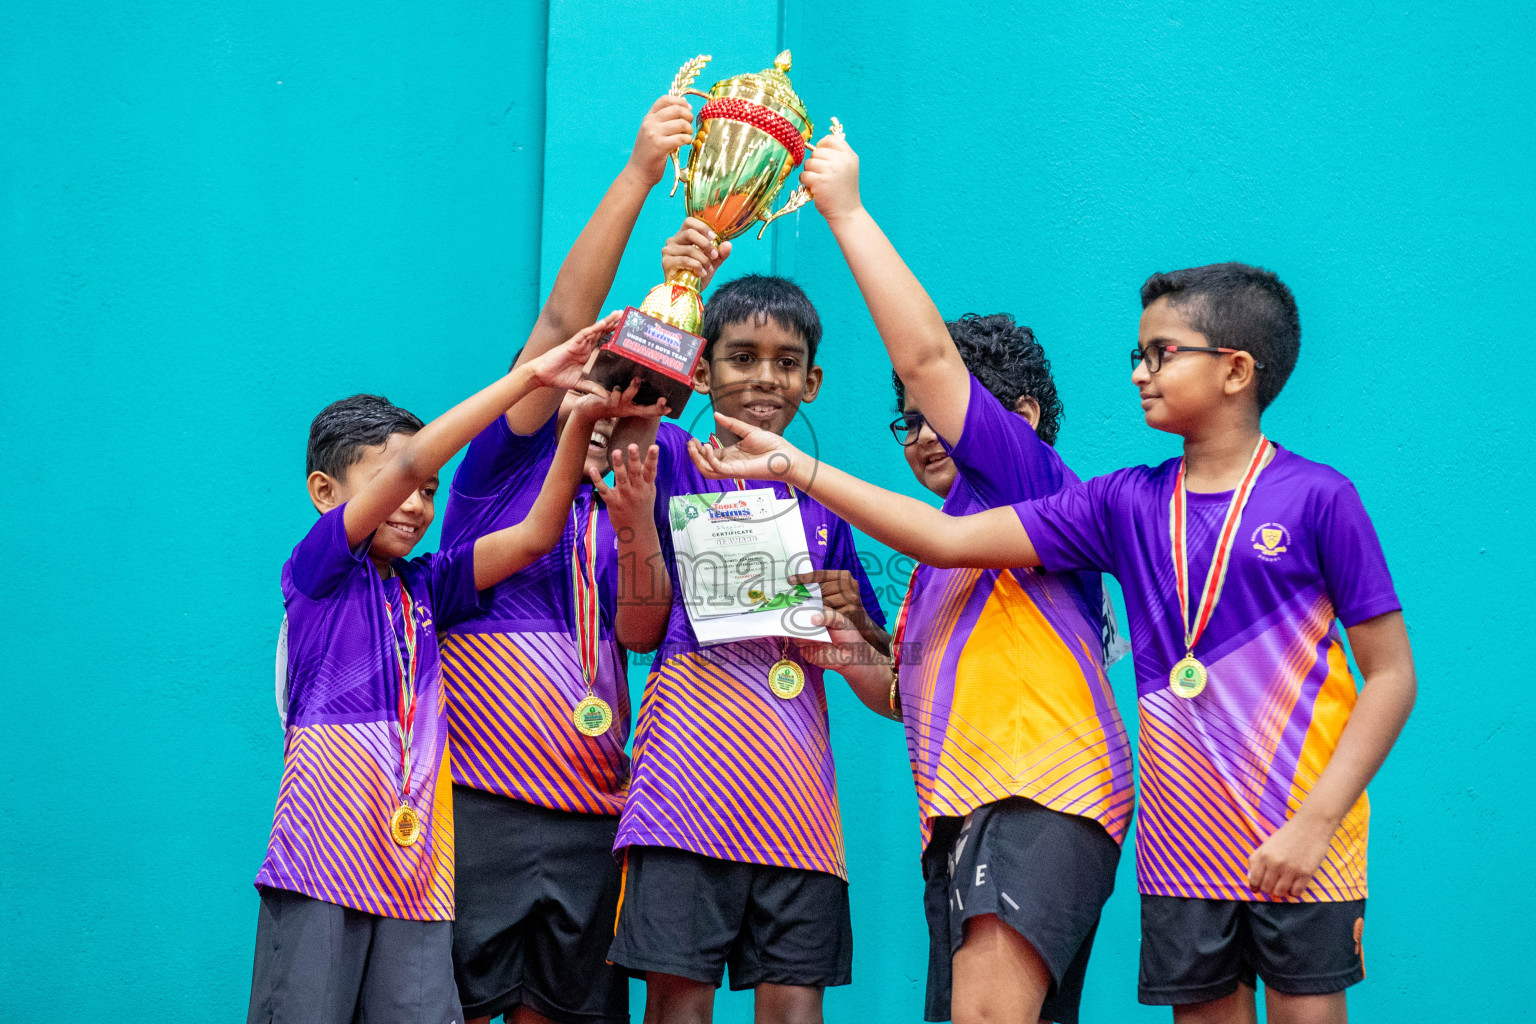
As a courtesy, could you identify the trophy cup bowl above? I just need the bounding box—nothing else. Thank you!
[585,51,814,417]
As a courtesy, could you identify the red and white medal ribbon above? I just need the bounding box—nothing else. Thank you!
[382,579,419,803]
[888,570,918,715]
[569,499,613,736]
[1169,435,1271,656]
[571,500,601,687]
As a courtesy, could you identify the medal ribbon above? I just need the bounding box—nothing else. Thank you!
[571,500,601,690]
[890,570,918,677]
[1169,436,1271,655]
[887,569,918,714]
[381,577,418,802]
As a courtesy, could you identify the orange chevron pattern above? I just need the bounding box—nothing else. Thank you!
[260,721,454,920]
[902,565,1132,849]
[1137,608,1370,901]
[617,647,846,880]
[442,632,628,816]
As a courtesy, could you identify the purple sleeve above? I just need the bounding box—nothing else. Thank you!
[824,517,888,628]
[288,504,369,599]
[650,423,696,550]
[451,413,558,499]
[1010,472,1120,575]
[1316,481,1401,627]
[945,373,1068,504]
[412,540,485,629]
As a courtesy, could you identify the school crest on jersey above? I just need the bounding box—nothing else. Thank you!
[1251,522,1291,561]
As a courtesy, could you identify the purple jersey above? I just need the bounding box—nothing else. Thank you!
[256,504,481,920]
[612,422,887,880]
[1013,447,1401,901]
[438,413,631,816]
[900,374,1132,849]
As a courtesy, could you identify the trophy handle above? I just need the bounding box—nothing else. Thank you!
[668,151,689,198]
[756,187,812,239]
[667,56,713,199]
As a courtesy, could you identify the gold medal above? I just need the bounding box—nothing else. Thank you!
[390,804,421,847]
[768,658,805,699]
[1168,655,1208,699]
[1167,435,1272,703]
[572,694,614,737]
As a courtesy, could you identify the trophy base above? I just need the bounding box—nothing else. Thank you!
[583,306,704,419]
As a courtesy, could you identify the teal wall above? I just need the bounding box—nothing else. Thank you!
[4,1,1531,1020]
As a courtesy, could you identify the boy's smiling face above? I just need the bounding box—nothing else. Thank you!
[309,432,437,563]
[1133,296,1248,435]
[695,315,823,438]
[557,388,621,481]
[901,394,956,498]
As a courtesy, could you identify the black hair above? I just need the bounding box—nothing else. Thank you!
[891,313,1064,445]
[305,394,424,480]
[1139,262,1300,412]
[701,274,823,365]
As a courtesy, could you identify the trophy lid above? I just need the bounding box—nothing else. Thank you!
[710,49,811,139]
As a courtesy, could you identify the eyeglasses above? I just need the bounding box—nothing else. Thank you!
[888,411,930,446]
[1130,344,1263,373]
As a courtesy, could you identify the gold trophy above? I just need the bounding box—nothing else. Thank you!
[586,51,815,416]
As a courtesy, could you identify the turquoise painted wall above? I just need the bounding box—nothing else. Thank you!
[5,1,1532,1020]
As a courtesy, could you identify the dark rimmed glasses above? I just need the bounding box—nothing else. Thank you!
[1131,343,1264,373]
[888,411,930,446]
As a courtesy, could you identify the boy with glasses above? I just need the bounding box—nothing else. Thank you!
[689,261,1417,1024]
[791,133,1131,1024]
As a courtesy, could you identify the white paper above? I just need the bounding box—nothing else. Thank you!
[669,489,831,646]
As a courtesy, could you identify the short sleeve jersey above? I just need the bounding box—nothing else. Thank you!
[437,413,631,816]
[1013,447,1401,901]
[612,422,887,880]
[255,504,481,920]
[900,375,1133,849]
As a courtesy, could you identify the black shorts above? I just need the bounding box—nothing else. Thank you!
[608,844,853,990]
[451,786,628,1024]
[248,886,461,1024]
[922,798,1121,1024]
[1139,895,1367,1005]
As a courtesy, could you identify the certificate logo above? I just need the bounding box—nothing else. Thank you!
[1251,523,1290,560]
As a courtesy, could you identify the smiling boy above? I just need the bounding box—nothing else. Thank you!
[793,132,1131,1024]
[605,233,892,1024]
[247,318,659,1024]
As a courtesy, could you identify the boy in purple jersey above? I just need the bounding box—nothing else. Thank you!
[605,235,893,1024]
[249,316,662,1024]
[691,264,1417,1024]
[790,134,1132,1024]
[436,94,695,1024]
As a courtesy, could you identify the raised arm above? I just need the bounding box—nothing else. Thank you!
[505,95,695,436]
[342,314,621,548]
[800,132,971,441]
[1246,610,1417,898]
[688,413,1041,571]
[474,381,664,589]
[593,442,672,652]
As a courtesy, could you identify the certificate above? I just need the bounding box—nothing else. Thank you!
[668,488,831,646]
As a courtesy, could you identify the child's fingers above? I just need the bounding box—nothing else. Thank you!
[711,411,759,441]
[641,444,660,484]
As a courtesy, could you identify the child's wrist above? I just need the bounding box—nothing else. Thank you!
[821,203,865,232]
[619,160,660,190]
